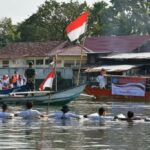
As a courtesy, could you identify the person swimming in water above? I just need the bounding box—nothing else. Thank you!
[114,111,142,122]
[0,103,14,119]
[84,107,107,123]
[48,105,80,119]
[15,101,44,119]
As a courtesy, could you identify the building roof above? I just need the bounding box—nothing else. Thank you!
[102,52,150,59]
[49,41,87,56]
[0,41,87,59]
[84,35,150,53]
[85,65,140,73]
[0,41,62,59]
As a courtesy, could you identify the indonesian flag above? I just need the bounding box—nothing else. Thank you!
[66,11,89,42]
[39,68,55,91]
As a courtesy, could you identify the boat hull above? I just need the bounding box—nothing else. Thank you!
[85,86,150,102]
[0,84,86,105]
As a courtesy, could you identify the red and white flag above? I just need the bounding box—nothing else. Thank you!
[66,11,89,42]
[39,68,55,91]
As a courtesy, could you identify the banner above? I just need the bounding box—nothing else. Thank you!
[111,77,146,96]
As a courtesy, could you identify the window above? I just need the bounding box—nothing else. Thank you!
[12,60,17,64]
[64,60,74,67]
[45,59,53,65]
[2,60,9,68]
[36,59,43,65]
[26,60,34,65]
[56,60,61,65]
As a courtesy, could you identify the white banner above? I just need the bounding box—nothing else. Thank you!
[111,77,146,97]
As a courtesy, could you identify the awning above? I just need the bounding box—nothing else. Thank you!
[101,53,150,59]
[85,65,141,73]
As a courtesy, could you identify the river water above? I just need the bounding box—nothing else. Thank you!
[1,98,150,150]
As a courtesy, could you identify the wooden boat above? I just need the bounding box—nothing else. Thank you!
[0,85,28,95]
[0,84,86,105]
[84,75,150,102]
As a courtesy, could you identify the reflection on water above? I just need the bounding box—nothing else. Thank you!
[0,99,150,149]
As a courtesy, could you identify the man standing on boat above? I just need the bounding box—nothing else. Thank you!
[96,68,107,89]
[25,62,35,91]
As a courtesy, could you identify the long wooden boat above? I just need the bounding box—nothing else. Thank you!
[0,84,86,105]
[0,85,27,95]
[84,75,150,102]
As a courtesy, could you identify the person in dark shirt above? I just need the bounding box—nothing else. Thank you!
[25,62,35,91]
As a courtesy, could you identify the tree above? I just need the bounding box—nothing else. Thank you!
[108,0,150,35]
[18,0,88,42]
[0,18,20,47]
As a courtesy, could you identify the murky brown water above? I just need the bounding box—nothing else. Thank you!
[0,98,150,150]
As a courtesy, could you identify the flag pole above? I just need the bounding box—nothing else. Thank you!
[76,37,86,86]
[65,11,89,86]
[55,54,58,91]
[76,42,83,86]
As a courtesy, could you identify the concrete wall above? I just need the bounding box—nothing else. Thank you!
[0,67,73,79]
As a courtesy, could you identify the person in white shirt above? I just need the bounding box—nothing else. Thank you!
[0,103,14,119]
[96,69,107,89]
[17,75,24,87]
[15,101,44,119]
[2,74,10,89]
[0,80,3,90]
[48,105,80,119]
[84,107,106,123]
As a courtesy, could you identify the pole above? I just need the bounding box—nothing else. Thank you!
[76,47,83,86]
[55,54,58,91]
[76,37,86,86]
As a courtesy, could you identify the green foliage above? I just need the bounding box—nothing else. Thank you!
[0,18,20,48]
[109,0,150,35]
[18,0,88,42]
[1,0,150,45]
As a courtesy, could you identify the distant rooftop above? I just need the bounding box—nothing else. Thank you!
[102,52,150,59]
[0,41,62,59]
[84,35,150,53]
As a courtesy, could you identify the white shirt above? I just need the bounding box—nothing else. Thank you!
[16,109,42,119]
[0,82,2,90]
[0,112,14,119]
[48,112,80,119]
[87,113,106,123]
[96,75,106,89]
[17,79,24,87]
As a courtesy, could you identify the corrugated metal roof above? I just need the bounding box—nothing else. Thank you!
[84,35,150,53]
[85,65,140,73]
[102,52,150,59]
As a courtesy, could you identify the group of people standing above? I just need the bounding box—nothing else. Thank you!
[0,62,35,91]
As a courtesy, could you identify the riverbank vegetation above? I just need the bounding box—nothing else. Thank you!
[1,0,150,47]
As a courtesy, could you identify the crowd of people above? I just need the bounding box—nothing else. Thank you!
[0,62,35,91]
[0,101,149,124]
[0,72,26,90]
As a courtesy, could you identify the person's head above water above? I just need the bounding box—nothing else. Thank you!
[26,101,33,109]
[1,103,8,112]
[127,111,134,119]
[61,105,69,113]
[98,107,106,116]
